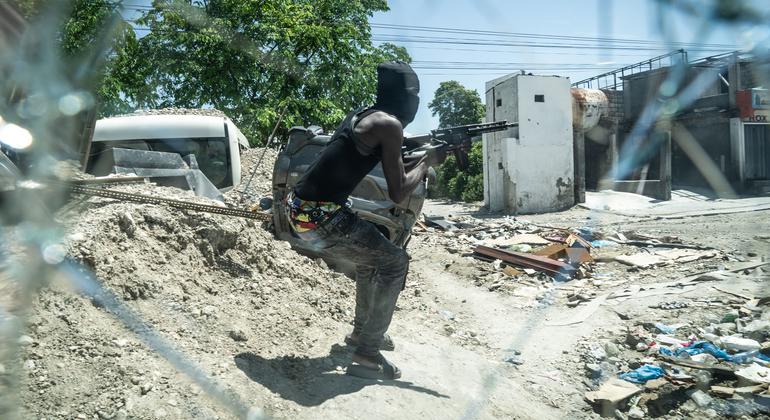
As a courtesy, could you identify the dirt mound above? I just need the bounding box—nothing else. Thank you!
[16,159,355,418]
[226,147,280,206]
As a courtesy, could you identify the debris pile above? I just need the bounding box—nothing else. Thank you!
[581,273,770,418]
[416,214,727,309]
[227,147,279,206]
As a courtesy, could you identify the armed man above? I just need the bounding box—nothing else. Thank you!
[286,61,445,380]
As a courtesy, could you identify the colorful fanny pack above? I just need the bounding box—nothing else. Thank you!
[286,191,342,233]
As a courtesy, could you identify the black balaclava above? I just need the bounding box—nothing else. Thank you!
[374,61,420,127]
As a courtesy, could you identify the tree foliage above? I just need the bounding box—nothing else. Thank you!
[428,80,485,129]
[428,80,486,202]
[129,0,410,143]
[10,0,410,144]
[9,0,145,115]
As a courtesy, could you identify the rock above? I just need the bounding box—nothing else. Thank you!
[715,322,737,335]
[589,344,607,361]
[503,355,524,365]
[118,212,137,237]
[627,406,645,419]
[585,363,603,379]
[439,310,455,321]
[140,383,153,395]
[228,329,248,342]
[23,360,35,370]
[689,389,713,407]
[113,338,129,348]
[604,342,620,358]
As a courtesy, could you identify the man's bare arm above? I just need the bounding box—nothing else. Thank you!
[356,113,428,203]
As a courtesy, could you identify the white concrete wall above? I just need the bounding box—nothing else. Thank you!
[484,74,574,214]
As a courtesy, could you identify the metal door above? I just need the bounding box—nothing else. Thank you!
[745,124,770,180]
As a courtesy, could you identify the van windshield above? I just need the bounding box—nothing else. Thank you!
[88,137,231,188]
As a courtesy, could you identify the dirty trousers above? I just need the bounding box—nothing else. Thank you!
[310,209,409,357]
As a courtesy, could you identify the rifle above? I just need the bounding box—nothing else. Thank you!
[404,120,517,170]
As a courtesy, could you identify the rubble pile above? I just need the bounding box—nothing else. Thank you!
[226,147,280,206]
[577,276,770,418]
[16,149,356,418]
[415,214,727,306]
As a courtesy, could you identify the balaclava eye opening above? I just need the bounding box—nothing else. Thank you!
[374,61,420,127]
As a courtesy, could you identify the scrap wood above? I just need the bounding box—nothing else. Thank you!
[546,293,609,326]
[710,385,735,397]
[414,220,429,231]
[565,233,593,249]
[734,384,768,395]
[566,247,593,264]
[473,245,576,278]
[502,266,523,277]
[534,243,567,258]
[656,355,736,378]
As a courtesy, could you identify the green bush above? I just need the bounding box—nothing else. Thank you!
[431,141,484,202]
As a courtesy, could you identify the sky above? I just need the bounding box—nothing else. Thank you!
[121,0,767,134]
[370,0,761,133]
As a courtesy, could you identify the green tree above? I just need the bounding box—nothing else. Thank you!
[428,80,486,202]
[9,0,146,115]
[131,0,410,143]
[428,80,485,129]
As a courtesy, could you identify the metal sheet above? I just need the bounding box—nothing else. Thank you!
[745,124,770,180]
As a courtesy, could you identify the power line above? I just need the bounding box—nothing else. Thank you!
[370,23,736,49]
[371,35,730,52]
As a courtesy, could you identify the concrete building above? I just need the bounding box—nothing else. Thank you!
[483,74,574,214]
[574,51,770,197]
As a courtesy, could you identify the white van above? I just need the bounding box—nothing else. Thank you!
[87,113,250,192]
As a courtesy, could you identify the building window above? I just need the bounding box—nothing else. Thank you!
[535,94,545,102]
[496,98,502,107]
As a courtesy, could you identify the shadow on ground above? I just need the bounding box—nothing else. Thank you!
[234,344,449,406]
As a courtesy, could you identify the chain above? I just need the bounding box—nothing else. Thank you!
[68,184,270,221]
